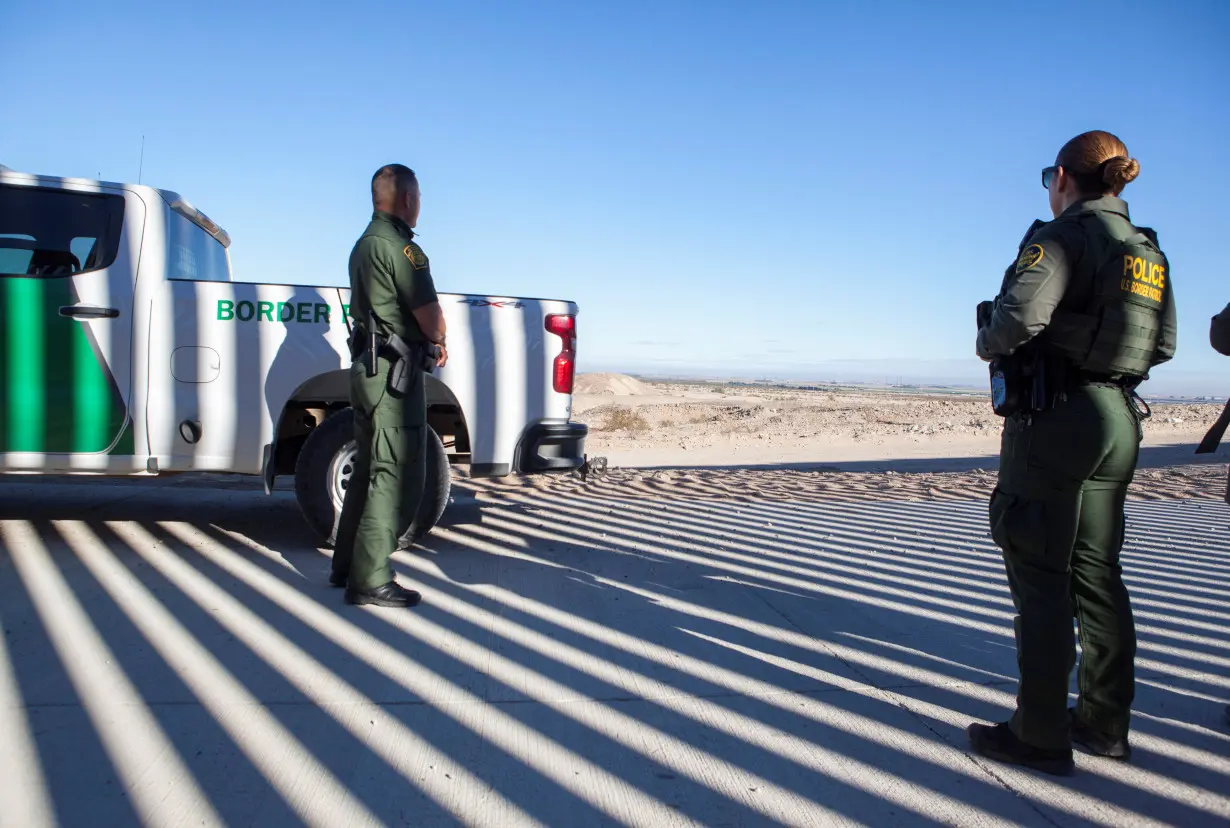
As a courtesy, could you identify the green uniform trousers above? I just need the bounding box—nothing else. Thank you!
[331,359,427,591]
[989,384,1141,750]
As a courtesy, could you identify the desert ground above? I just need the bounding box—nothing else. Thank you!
[572,372,1230,498]
[0,375,1227,826]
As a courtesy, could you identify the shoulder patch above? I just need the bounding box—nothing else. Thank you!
[1016,244,1044,272]
[403,243,429,270]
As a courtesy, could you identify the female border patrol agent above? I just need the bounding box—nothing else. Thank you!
[970,131,1177,775]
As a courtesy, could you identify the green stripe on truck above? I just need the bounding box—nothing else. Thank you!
[0,276,130,454]
[5,277,45,450]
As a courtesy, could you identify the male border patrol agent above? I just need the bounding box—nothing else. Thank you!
[330,164,448,608]
[969,131,1177,775]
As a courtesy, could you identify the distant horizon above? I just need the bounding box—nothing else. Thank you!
[578,359,1229,401]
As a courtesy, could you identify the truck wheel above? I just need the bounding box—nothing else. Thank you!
[294,407,452,550]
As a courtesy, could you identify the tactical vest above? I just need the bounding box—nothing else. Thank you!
[1044,213,1170,378]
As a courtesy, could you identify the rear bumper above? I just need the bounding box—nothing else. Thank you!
[515,421,588,474]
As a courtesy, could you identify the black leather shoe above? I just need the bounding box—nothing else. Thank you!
[344,581,422,608]
[329,571,347,588]
[1070,709,1131,761]
[967,722,1074,776]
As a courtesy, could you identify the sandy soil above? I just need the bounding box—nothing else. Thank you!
[473,461,1229,506]
[572,374,1226,470]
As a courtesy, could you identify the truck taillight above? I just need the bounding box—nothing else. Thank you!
[553,353,575,394]
[546,314,576,394]
[546,314,575,338]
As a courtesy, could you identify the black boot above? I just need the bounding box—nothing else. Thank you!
[967,722,1074,776]
[329,571,347,588]
[344,581,422,608]
[1070,709,1131,761]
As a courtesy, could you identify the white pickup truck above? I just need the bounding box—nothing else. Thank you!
[0,166,587,543]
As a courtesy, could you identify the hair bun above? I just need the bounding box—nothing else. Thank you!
[1101,155,1140,192]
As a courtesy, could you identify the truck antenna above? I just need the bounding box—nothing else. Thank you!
[138,134,145,184]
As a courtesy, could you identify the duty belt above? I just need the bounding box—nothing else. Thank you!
[1069,370,1139,389]
[348,329,398,361]
[348,320,437,395]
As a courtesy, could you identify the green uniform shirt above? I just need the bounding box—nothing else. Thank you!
[348,211,438,343]
[976,196,1178,367]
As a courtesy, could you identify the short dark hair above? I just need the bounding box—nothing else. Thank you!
[371,164,417,208]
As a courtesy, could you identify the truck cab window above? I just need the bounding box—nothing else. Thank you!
[0,234,35,275]
[71,236,99,269]
[166,209,230,282]
[0,186,124,278]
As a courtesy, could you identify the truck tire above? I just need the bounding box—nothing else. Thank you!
[294,407,451,550]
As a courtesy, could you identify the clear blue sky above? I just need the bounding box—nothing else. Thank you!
[3,0,1227,394]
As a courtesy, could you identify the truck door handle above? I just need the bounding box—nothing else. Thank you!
[59,305,120,320]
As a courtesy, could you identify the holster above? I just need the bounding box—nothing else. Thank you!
[989,358,1026,417]
[382,333,416,394]
[347,325,433,395]
[380,336,440,395]
[988,348,1052,418]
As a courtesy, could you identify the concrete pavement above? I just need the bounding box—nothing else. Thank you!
[0,474,1227,827]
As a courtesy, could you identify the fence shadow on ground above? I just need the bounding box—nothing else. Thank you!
[0,473,1228,827]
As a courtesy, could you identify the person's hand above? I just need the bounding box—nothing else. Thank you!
[435,344,448,368]
[975,328,993,363]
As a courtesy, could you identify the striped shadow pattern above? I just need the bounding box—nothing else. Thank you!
[0,473,1227,827]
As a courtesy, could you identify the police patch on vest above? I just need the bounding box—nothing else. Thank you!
[1016,244,1044,272]
[1120,254,1166,305]
[403,244,428,270]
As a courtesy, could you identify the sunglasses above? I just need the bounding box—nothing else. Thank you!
[1041,166,1060,190]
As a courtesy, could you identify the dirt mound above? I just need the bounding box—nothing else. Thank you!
[574,373,653,396]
